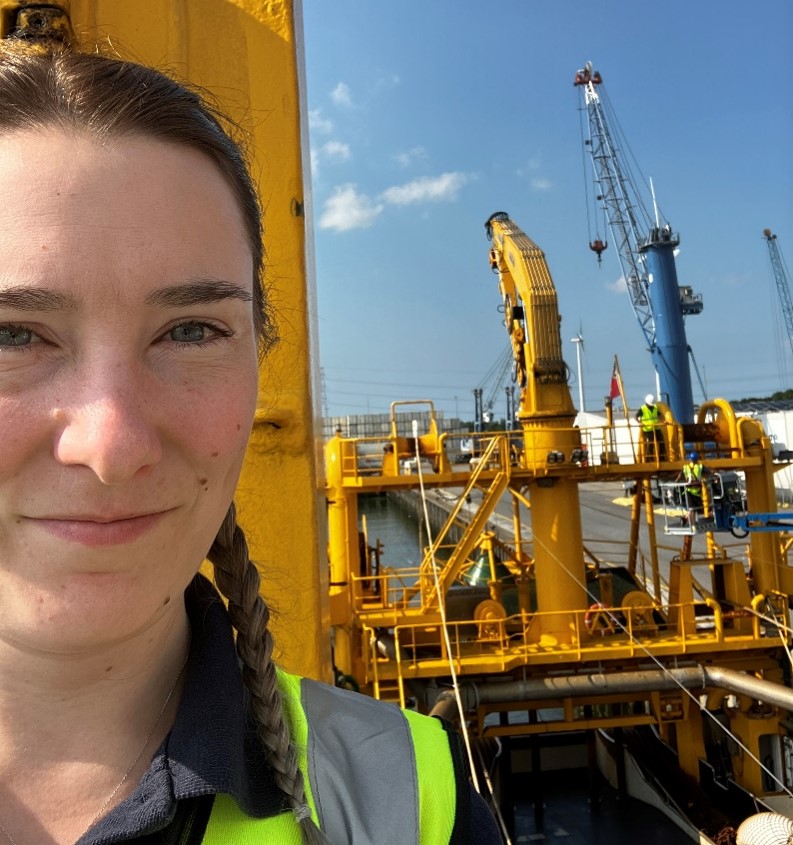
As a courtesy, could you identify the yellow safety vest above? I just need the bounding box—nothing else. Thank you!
[202,670,460,845]
[639,404,660,432]
[684,462,703,494]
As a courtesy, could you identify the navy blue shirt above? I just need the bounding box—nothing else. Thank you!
[80,575,502,844]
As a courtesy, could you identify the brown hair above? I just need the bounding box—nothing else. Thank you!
[0,44,328,845]
[0,42,274,349]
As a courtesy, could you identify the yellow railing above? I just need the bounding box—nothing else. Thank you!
[357,599,777,687]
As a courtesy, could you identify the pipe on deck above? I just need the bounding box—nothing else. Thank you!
[429,665,793,720]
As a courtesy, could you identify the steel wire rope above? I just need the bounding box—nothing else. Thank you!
[763,597,793,673]
[599,86,658,233]
[478,347,513,394]
[577,93,595,247]
[578,89,611,253]
[471,737,514,845]
[705,595,793,675]
[528,527,793,798]
[410,422,481,796]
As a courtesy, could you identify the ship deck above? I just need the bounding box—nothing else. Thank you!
[512,769,692,843]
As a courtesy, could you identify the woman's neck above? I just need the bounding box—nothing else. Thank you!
[0,605,191,845]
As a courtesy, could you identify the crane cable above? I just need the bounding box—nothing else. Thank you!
[410,422,481,795]
[598,85,657,233]
[577,89,596,247]
[578,86,610,255]
[411,427,516,845]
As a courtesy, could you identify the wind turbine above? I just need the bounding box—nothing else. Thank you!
[571,326,586,414]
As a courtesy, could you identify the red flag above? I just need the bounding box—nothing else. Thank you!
[609,357,620,400]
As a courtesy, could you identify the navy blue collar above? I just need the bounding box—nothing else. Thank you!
[82,575,286,844]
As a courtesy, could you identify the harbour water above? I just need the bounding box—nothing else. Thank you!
[359,492,425,569]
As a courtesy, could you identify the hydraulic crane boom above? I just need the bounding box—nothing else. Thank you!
[574,62,703,423]
[764,228,793,361]
[485,211,576,423]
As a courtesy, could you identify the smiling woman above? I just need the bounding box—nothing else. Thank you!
[0,35,499,845]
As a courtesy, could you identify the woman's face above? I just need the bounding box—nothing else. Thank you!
[0,131,259,653]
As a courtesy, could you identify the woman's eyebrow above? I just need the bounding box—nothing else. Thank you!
[0,279,252,311]
[0,288,75,311]
[145,279,253,307]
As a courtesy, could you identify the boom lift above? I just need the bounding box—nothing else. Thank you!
[575,63,704,424]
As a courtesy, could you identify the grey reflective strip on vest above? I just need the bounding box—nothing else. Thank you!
[301,678,419,845]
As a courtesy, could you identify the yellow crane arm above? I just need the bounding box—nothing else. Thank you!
[485,212,575,421]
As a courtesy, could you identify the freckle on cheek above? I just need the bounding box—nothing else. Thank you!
[162,596,171,606]
[105,665,113,672]
[236,424,241,431]
[211,452,219,458]
[198,477,208,485]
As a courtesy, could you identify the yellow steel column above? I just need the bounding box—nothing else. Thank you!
[67,0,330,679]
[628,485,642,575]
[730,705,780,796]
[674,705,706,780]
[742,420,784,597]
[529,480,587,644]
[324,436,359,677]
[642,480,662,603]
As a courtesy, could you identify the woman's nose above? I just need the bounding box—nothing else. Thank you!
[53,373,163,485]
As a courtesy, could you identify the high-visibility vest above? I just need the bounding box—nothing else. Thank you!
[639,404,660,432]
[684,462,703,494]
[202,670,461,845]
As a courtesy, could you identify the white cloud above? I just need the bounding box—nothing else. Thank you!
[515,157,541,177]
[381,172,469,206]
[310,148,320,179]
[331,82,353,108]
[516,157,553,190]
[322,141,352,161]
[319,184,384,232]
[608,275,628,293]
[393,146,428,168]
[309,109,333,134]
[371,72,401,93]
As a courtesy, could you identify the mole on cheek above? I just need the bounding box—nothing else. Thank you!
[162,596,171,607]
[198,477,208,485]
[211,452,219,458]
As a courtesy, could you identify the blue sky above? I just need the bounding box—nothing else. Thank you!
[301,1,793,422]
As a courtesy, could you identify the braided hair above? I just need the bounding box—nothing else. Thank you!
[209,506,331,845]
[0,40,327,844]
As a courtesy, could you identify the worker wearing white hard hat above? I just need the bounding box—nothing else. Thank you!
[636,394,667,462]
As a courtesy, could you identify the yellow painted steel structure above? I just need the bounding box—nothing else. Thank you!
[486,213,587,642]
[1,0,329,680]
[324,215,793,821]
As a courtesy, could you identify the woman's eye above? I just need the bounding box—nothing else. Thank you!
[165,321,232,346]
[169,322,209,344]
[0,325,34,347]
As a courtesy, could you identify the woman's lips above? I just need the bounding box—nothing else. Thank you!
[27,511,168,547]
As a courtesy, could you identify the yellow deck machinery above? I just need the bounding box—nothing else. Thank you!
[326,213,793,840]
